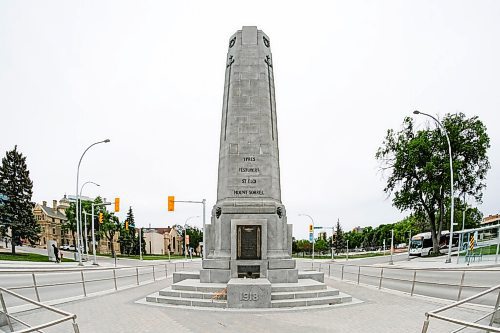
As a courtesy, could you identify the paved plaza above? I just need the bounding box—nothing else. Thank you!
[6,269,491,333]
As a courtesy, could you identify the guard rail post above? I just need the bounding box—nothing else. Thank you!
[341,265,344,280]
[489,288,500,326]
[457,271,466,301]
[153,266,156,281]
[80,270,87,297]
[0,290,14,332]
[328,263,331,277]
[164,263,168,279]
[411,270,417,296]
[136,267,139,285]
[378,268,384,290]
[113,269,118,291]
[32,272,41,302]
[421,314,430,333]
[357,266,361,285]
[72,318,81,333]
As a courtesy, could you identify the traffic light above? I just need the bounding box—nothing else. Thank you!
[99,212,103,223]
[309,224,313,233]
[186,234,190,245]
[125,221,129,231]
[114,198,120,212]
[168,196,175,211]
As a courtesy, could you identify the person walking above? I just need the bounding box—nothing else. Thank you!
[52,244,60,263]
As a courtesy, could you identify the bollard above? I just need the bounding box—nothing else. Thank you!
[357,266,361,285]
[341,265,344,280]
[329,264,331,277]
[32,273,41,302]
[164,263,168,279]
[153,266,156,281]
[174,263,177,272]
[136,267,140,285]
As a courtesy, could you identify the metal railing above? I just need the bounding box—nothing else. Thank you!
[421,283,500,332]
[0,287,79,333]
[313,262,500,303]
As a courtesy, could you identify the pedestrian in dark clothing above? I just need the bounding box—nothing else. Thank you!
[52,244,60,263]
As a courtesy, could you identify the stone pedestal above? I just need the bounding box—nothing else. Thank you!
[226,278,271,308]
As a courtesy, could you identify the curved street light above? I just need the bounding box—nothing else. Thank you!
[413,110,455,263]
[79,181,100,261]
[75,139,110,266]
[298,213,315,264]
[184,216,200,260]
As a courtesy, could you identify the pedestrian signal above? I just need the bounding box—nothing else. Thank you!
[186,234,190,245]
[168,196,175,211]
[114,198,120,212]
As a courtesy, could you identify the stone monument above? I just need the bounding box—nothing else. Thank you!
[201,26,296,285]
[145,27,352,309]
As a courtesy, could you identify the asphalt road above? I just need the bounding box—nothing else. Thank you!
[2,248,500,307]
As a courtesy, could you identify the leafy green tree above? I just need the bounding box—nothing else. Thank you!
[63,202,78,246]
[314,238,329,253]
[0,146,40,254]
[296,239,311,254]
[186,226,203,256]
[99,210,120,258]
[376,113,490,254]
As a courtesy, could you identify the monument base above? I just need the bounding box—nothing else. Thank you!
[145,269,353,310]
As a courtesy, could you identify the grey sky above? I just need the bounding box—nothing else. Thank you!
[1,1,499,240]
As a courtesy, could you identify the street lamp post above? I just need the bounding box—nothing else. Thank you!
[298,214,315,265]
[79,181,100,261]
[75,139,110,266]
[413,110,455,263]
[389,229,394,265]
[184,216,199,261]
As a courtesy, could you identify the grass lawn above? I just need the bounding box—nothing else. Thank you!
[293,251,389,260]
[99,253,192,260]
[0,251,74,262]
[460,244,500,256]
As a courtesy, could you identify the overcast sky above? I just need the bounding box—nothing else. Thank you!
[1,1,499,240]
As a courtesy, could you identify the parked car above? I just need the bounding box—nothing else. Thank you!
[60,244,71,250]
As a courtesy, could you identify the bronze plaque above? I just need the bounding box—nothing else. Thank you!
[237,225,261,260]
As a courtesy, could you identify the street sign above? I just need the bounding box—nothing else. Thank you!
[314,226,323,229]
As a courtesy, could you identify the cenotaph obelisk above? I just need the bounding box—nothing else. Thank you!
[145,27,352,309]
[201,26,297,284]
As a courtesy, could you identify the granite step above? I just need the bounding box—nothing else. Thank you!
[271,287,339,300]
[146,292,227,308]
[159,288,227,300]
[271,293,352,308]
[171,279,227,293]
[271,279,326,292]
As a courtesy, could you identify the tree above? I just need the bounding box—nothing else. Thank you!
[0,146,40,254]
[333,219,344,254]
[376,113,490,254]
[118,206,136,255]
[100,210,120,258]
[314,238,328,253]
[185,226,203,256]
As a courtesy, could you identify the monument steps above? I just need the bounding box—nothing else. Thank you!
[271,293,352,308]
[146,292,227,308]
[171,279,227,293]
[271,288,339,300]
[159,289,227,300]
[271,279,326,293]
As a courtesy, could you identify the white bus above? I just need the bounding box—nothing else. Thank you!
[409,231,459,256]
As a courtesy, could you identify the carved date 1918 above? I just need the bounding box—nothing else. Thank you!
[239,292,259,301]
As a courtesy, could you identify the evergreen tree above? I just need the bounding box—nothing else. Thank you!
[333,219,344,255]
[0,146,40,254]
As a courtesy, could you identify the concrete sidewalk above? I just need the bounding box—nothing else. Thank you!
[8,275,491,332]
